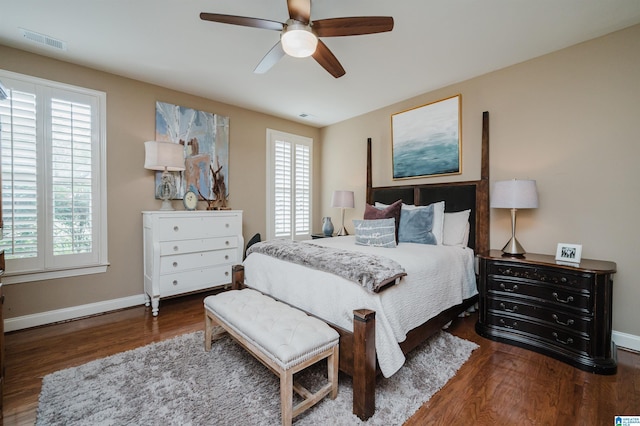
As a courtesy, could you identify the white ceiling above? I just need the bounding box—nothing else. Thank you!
[2,0,639,127]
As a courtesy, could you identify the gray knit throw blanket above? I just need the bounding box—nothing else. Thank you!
[246,239,406,293]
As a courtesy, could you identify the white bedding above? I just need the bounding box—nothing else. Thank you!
[242,236,477,377]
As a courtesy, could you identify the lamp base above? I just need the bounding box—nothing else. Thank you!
[337,227,349,236]
[501,236,526,257]
[159,198,175,211]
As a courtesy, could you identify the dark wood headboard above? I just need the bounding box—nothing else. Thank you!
[366,111,490,254]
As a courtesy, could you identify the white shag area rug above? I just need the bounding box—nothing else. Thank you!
[36,330,478,425]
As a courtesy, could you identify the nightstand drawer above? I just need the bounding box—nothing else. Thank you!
[486,313,590,355]
[488,297,591,335]
[488,262,593,290]
[487,276,591,313]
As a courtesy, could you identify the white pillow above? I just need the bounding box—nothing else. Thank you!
[375,201,445,245]
[443,209,471,246]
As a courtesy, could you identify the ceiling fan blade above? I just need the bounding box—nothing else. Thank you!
[200,13,284,31]
[312,40,346,78]
[254,42,286,74]
[287,0,311,24]
[313,16,394,37]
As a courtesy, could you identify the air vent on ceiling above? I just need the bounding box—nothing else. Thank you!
[19,28,67,51]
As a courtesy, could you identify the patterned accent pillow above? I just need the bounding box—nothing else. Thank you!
[353,218,397,248]
[398,203,437,245]
[364,199,402,242]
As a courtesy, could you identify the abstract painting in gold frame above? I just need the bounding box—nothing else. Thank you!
[391,94,461,179]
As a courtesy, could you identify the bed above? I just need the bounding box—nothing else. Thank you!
[232,111,490,420]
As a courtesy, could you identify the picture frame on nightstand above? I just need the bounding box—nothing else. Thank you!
[555,243,582,264]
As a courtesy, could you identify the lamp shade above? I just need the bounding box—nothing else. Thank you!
[144,141,185,171]
[281,22,318,58]
[331,190,355,208]
[491,179,539,209]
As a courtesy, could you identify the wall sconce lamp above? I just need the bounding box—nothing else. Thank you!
[331,190,355,236]
[144,141,185,211]
[491,179,539,256]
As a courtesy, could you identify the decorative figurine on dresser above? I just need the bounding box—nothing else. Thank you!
[142,210,244,316]
[476,250,617,374]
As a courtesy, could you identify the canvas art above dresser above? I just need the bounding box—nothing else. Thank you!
[142,210,244,316]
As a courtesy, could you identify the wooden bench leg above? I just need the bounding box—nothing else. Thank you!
[204,310,213,351]
[280,369,293,426]
[329,345,339,399]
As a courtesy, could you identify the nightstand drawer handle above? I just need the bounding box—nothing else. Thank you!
[499,283,519,292]
[552,332,573,345]
[552,314,574,326]
[552,292,574,304]
[172,261,178,268]
[499,318,518,329]
[499,302,518,313]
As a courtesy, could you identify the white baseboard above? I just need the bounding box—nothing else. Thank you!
[613,330,640,352]
[4,294,147,332]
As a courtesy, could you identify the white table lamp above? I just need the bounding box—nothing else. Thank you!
[331,190,355,236]
[491,179,539,256]
[144,141,185,211]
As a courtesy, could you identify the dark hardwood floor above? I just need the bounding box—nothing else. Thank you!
[3,291,639,425]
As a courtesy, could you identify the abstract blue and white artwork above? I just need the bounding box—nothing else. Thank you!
[392,95,461,179]
[155,101,229,199]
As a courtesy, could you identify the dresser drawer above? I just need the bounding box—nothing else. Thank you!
[487,276,591,314]
[488,297,591,335]
[487,313,590,355]
[159,237,238,256]
[158,215,241,241]
[159,265,233,295]
[488,262,593,290]
[160,248,238,274]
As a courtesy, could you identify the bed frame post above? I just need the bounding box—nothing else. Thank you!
[366,137,373,205]
[352,308,376,420]
[232,264,245,290]
[477,111,490,254]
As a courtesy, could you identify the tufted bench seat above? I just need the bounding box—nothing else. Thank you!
[204,288,339,426]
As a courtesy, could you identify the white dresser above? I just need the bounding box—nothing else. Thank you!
[142,210,244,316]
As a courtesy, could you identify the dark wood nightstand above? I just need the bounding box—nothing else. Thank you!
[476,250,617,374]
[311,233,333,239]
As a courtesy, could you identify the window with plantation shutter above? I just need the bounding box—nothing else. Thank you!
[0,70,107,283]
[266,129,312,241]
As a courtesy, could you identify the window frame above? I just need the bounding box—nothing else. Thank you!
[265,129,313,241]
[0,69,108,284]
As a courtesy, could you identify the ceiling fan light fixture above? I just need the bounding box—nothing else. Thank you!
[281,21,318,58]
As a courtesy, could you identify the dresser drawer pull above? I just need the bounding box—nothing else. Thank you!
[172,280,178,286]
[499,318,518,329]
[552,332,573,345]
[173,226,179,232]
[552,314,574,326]
[225,271,229,276]
[225,240,230,246]
[499,283,519,292]
[225,223,230,228]
[225,255,229,260]
[173,245,179,252]
[172,261,178,268]
[499,302,518,313]
[552,292,574,304]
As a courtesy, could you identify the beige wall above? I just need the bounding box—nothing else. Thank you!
[0,45,321,319]
[320,24,640,337]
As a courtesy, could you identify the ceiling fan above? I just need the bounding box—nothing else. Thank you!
[200,0,394,78]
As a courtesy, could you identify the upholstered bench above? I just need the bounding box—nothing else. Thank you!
[204,289,339,426]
